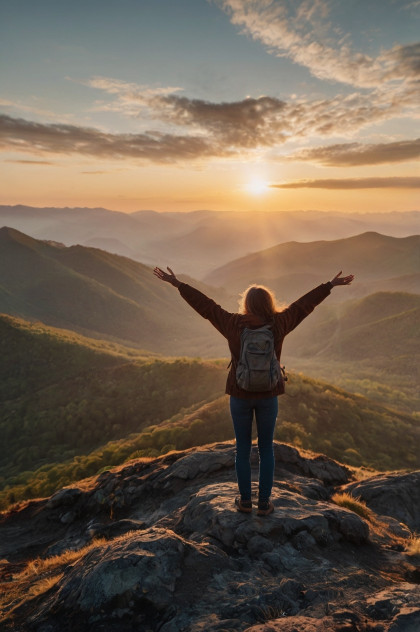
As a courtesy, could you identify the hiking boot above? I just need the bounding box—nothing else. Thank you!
[235,496,252,513]
[257,499,274,516]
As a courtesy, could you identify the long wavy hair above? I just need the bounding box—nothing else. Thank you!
[239,285,279,322]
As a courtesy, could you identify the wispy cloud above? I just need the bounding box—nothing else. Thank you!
[0,98,73,121]
[80,170,109,175]
[214,1,420,88]
[86,76,183,119]
[271,177,420,189]
[5,159,55,165]
[88,77,182,98]
[401,1,420,11]
[285,139,420,166]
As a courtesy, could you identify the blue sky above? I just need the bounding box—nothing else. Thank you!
[0,0,419,212]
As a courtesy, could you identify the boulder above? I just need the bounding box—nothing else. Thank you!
[344,471,420,530]
[181,482,369,550]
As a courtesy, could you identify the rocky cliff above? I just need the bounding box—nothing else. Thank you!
[1,441,419,631]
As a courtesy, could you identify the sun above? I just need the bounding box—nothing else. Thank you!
[245,178,269,195]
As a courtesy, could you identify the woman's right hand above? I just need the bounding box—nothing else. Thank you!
[153,266,181,288]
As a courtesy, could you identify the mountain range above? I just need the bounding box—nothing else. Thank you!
[1,205,419,277]
[204,231,420,301]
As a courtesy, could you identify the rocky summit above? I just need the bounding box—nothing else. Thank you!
[0,441,419,631]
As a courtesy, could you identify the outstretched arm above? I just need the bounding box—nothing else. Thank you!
[278,271,354,336]
[153,266,181,288]
[153,265,236,338]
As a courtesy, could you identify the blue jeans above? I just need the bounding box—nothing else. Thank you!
[230,396,278,501]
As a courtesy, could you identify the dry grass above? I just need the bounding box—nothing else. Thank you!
[20,539,105,578]
[405,535,420,557]
[26,573,64,599]
[350,465,380,481]
[331,492,374,522]
[0,538,105,620]
[256,605,287,622]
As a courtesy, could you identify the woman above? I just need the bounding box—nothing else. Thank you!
[153,266,354,516]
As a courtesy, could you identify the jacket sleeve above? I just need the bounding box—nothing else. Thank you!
[277,282,332,336]
[178,283,236,339]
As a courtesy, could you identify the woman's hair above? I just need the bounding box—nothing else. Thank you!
[239,285,279,321]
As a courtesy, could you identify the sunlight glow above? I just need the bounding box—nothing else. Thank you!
[245,179,269,195]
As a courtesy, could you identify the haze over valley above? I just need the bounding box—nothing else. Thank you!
[1,205,419,277]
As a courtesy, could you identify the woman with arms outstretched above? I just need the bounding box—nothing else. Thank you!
[154,267,354,516]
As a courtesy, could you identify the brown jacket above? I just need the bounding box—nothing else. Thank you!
[178,281,332,399]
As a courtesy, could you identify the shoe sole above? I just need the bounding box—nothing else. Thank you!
[257,505,274,516]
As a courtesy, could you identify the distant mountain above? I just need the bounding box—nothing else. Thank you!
[1,205,419,277]
[0,227,229,356]
[204,232,420,301]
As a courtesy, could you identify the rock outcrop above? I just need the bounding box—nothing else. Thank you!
[0,441,419,631]
[344,471,420,531]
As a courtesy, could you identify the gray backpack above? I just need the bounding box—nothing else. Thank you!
[236,325,283,392]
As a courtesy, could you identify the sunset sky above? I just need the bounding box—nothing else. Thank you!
[1,0,419,213]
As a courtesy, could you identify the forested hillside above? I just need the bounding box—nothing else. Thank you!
[1,315,418,510]
[283,291,420,412]
[0,227,230,356]
[0,315,226,484]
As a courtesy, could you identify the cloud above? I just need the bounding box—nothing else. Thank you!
[271,177,420,189]
[214,1,420,88]
[156,94,290,146]
[81,170,108,175]
[86,76,183,118]
[401,1,420,11]
[285,139,420,166]
[0,98,72,120]
[0,114,223,162]
[5,159,55,165]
